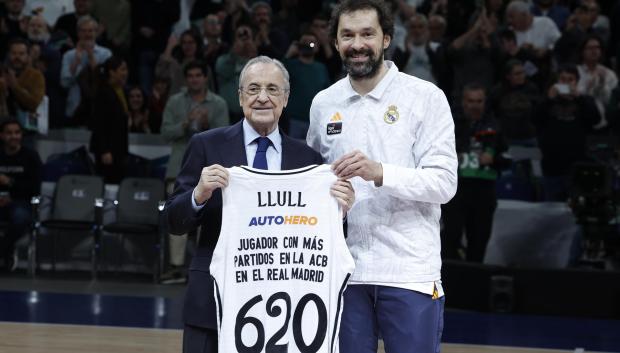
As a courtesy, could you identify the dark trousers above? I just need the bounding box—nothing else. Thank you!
[441,178,497,262]
[183,324,217,353]
[0,200,32,263]
[339,285,444,353]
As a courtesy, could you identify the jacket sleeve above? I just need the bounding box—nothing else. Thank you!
[12,69,45,112]
[380,88,458,204]
[166,134,208,235]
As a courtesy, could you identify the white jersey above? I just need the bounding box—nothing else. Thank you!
[210,164,355,353]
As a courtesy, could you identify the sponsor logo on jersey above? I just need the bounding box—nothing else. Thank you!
[327,112,343,135]
[249,215,318,226]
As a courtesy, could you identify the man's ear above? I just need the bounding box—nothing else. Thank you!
[383,35,391,50]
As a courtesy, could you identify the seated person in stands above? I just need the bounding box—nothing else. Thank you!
[0,120,42,271]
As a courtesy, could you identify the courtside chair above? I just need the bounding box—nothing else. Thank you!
[30,174,104,278]
[101,177,165,283]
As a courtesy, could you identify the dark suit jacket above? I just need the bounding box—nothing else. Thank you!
[166,120,323,329]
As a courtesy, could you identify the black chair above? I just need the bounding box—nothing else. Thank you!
[102,177,165,282]
[30,174,104,278]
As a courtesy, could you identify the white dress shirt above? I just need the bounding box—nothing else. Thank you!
[192,119,282,210]
[307,61,457,296]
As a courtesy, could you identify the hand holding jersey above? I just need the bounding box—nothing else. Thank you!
[331,150,383,187]
[193,163,355,215]
[193,164,229,205]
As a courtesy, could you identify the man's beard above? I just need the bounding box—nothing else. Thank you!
[342,47,383,79]
[28,32,50,43]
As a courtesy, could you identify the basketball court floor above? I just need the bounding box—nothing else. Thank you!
[1,277,619,353]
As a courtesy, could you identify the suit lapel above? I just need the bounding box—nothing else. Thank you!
[280,133,296,170]
[221,121,248,168]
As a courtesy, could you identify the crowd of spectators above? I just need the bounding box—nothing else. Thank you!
[2,0,620,267]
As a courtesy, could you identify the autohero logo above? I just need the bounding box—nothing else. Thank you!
[248,215,318,227]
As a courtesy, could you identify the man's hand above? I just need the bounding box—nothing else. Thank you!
[479,152,494,166]
[101,152,113,165]
[330,179,355,217]
[0,174,11,186]
[332,150,383,186]
[194,164,229,205]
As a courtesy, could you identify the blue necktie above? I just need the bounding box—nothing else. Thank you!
[252,137,270,170]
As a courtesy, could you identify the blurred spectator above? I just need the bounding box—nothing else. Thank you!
[441,83,509,262]
[536,65,600,201]
[577,35,618,129]
[386,0,417,58]
[447,9,498,104]
[127,86,153,133]
[428,0,448,17]
[54,0,97,44]
[250,1,289,58]
[497,29,543,89]
[393,14,445,85]
[272,0,300,42]
[583,0,609,41]
[2,37,46,136]
[130,0,178,94]
[491,59,541,145]
[309,12,341,82]
[428,14,447,45]
[530,0,570,30]
[60,16,111,125]
[216,24,257,122]
[160,61,228,283]
[91,0,131,54]
[0,119,41,272]
[221,0,251,45]
[2,0,28,40]
[89,56,129,184]
[444,0,477,41]
[156,29,207,96]
[27,15,64,128]
[482,0,506,27]
[161,61,229,184]
[555,2,606,66]
[148,76,170,134]
[189,0,224,23]
[283,31,330,138]
[505,1,561,57]
[202,14,229,92]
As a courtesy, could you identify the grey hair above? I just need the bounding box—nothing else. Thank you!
[76,15,98,30]
[505,0,530,15]
[239,56,290,91]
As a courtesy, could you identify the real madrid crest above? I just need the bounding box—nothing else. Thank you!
[384,105,399,124]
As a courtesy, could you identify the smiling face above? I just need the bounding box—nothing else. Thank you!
[8,43,29,71]
[1,122,22,153]
[335,9,390,80]
[239,62,289,136]
[128,87,144,111]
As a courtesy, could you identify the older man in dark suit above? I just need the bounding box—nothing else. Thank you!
[166,55,354,353]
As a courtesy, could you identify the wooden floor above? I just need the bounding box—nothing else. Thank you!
[0,322,580,353]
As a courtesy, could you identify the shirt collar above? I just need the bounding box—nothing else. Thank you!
[242,118,281,153]
[342,60,399,101]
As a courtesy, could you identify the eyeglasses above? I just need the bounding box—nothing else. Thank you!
[240,85,288,97]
